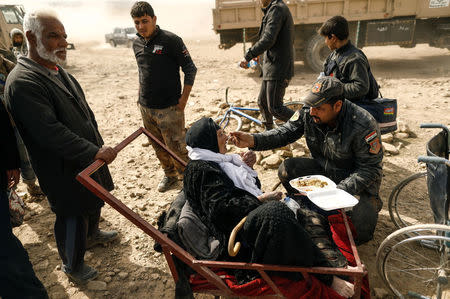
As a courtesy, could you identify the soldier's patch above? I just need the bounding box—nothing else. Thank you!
[369,137,381,154]
[290,110,300,122]
[311,82,322,93]
[365,131,377,143]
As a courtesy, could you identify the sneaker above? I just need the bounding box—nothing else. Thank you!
[157,176,178,192]
[86,230,118,249]
[63,264,98,284]
[26,183,44,196]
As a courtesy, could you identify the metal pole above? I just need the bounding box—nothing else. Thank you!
[242,28,246,55]
[355,20,361,48]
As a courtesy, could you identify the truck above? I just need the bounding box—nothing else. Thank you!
[105,27,137,48]
[0,4,25,61]
[212,0,450,72]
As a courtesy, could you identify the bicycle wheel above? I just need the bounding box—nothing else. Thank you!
[376,224,450,298]
[388,172,433,229]
[273,101,304,126]
[214,114,242,131]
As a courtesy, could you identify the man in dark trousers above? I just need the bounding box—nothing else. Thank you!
[240,0,295,130]
[230,77,383,244]
[5,10,118,284]
[319,16,379,102]
[0,95,48,299]
[131,1,197,192]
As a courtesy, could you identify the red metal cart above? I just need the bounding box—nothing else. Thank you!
[77,127,368,298]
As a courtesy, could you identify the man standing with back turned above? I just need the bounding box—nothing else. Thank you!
[131,1,197,192]
[5,10,118,284]
[240,0,295,130]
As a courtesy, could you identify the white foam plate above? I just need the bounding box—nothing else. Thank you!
[289,175,336,194]
[289,175,358,211]
[307,189,359,211]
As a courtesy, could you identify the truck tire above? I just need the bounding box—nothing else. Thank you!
[109,40,116,47]
[126,40,133,48]
[304,33,330,73]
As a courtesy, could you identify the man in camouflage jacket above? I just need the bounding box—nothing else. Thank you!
[230,77,383,244]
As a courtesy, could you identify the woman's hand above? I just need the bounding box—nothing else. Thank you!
[257,191,283,203]
[240,150,256,168]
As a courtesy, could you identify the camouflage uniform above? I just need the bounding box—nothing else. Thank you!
[140,105,188,177]
[251,100,383,244]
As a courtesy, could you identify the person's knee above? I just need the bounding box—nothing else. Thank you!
[278,161,290,183]
[351,200,378,245]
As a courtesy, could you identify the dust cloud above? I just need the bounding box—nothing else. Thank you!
[4,0,217,43]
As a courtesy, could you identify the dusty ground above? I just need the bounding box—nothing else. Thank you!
[12,39,450,299]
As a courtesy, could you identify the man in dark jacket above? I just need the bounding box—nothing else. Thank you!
[240,0,295,130]
[319,16,379,102]
[0,101,48,298]
[5,10,118,284]
[230,77,383,244]
[131,1,197,192]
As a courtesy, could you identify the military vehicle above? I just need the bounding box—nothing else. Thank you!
[105,27,138,48]
[0,4,25,61]
[212,0,450,72]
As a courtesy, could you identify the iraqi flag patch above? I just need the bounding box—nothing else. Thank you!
[365,131,381,154]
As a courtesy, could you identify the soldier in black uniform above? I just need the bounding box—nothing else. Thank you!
[319,16,379,102]
[239,0,295,130]
[230,76,383,244]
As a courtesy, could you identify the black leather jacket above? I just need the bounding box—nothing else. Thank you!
[244,0,294,80]
[324,41,378,101]
[252,100,383,196]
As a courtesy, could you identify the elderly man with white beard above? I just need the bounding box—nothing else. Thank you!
[5,10,119,284]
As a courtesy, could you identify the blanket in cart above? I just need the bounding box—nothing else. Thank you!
[189,213,370,298]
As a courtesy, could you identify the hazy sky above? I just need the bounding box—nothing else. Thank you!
[4,0,217,42]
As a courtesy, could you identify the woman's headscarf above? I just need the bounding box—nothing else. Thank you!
[186,117,221,153]
[186,118,262,198]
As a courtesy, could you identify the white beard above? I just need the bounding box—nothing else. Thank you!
[36,38,66,65]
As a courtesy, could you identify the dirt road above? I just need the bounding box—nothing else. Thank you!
[12,40,450,298]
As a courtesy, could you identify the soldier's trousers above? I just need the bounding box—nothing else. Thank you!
[258,79,294,126]
[139,104,188,177]
[278,157,379,244]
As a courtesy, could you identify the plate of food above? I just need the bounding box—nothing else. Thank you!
[289,175,336,193]
[289,175,358,211]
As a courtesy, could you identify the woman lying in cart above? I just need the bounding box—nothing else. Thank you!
[179,117,355,298]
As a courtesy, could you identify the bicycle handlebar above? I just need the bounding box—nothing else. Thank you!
[418,155,450,166]
[420,123,449,132]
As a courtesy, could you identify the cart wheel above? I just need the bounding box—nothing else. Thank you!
[376,224,450,298]
[388,172,432,229]
[214,114,242,131]
[273,101,303,127]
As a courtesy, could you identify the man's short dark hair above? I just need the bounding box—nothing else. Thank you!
[130,1,155,18]
[326,96,344,106]
[318,16,349,40]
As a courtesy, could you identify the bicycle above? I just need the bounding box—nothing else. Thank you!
[214,87,303,131]
[388,124,450,229]
[376,124,450,299]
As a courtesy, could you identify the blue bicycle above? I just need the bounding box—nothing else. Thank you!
[214,87,303,131]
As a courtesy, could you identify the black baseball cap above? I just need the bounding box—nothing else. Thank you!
[301,76,344,108]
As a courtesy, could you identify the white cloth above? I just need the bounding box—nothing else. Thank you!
[187,146,263,198]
